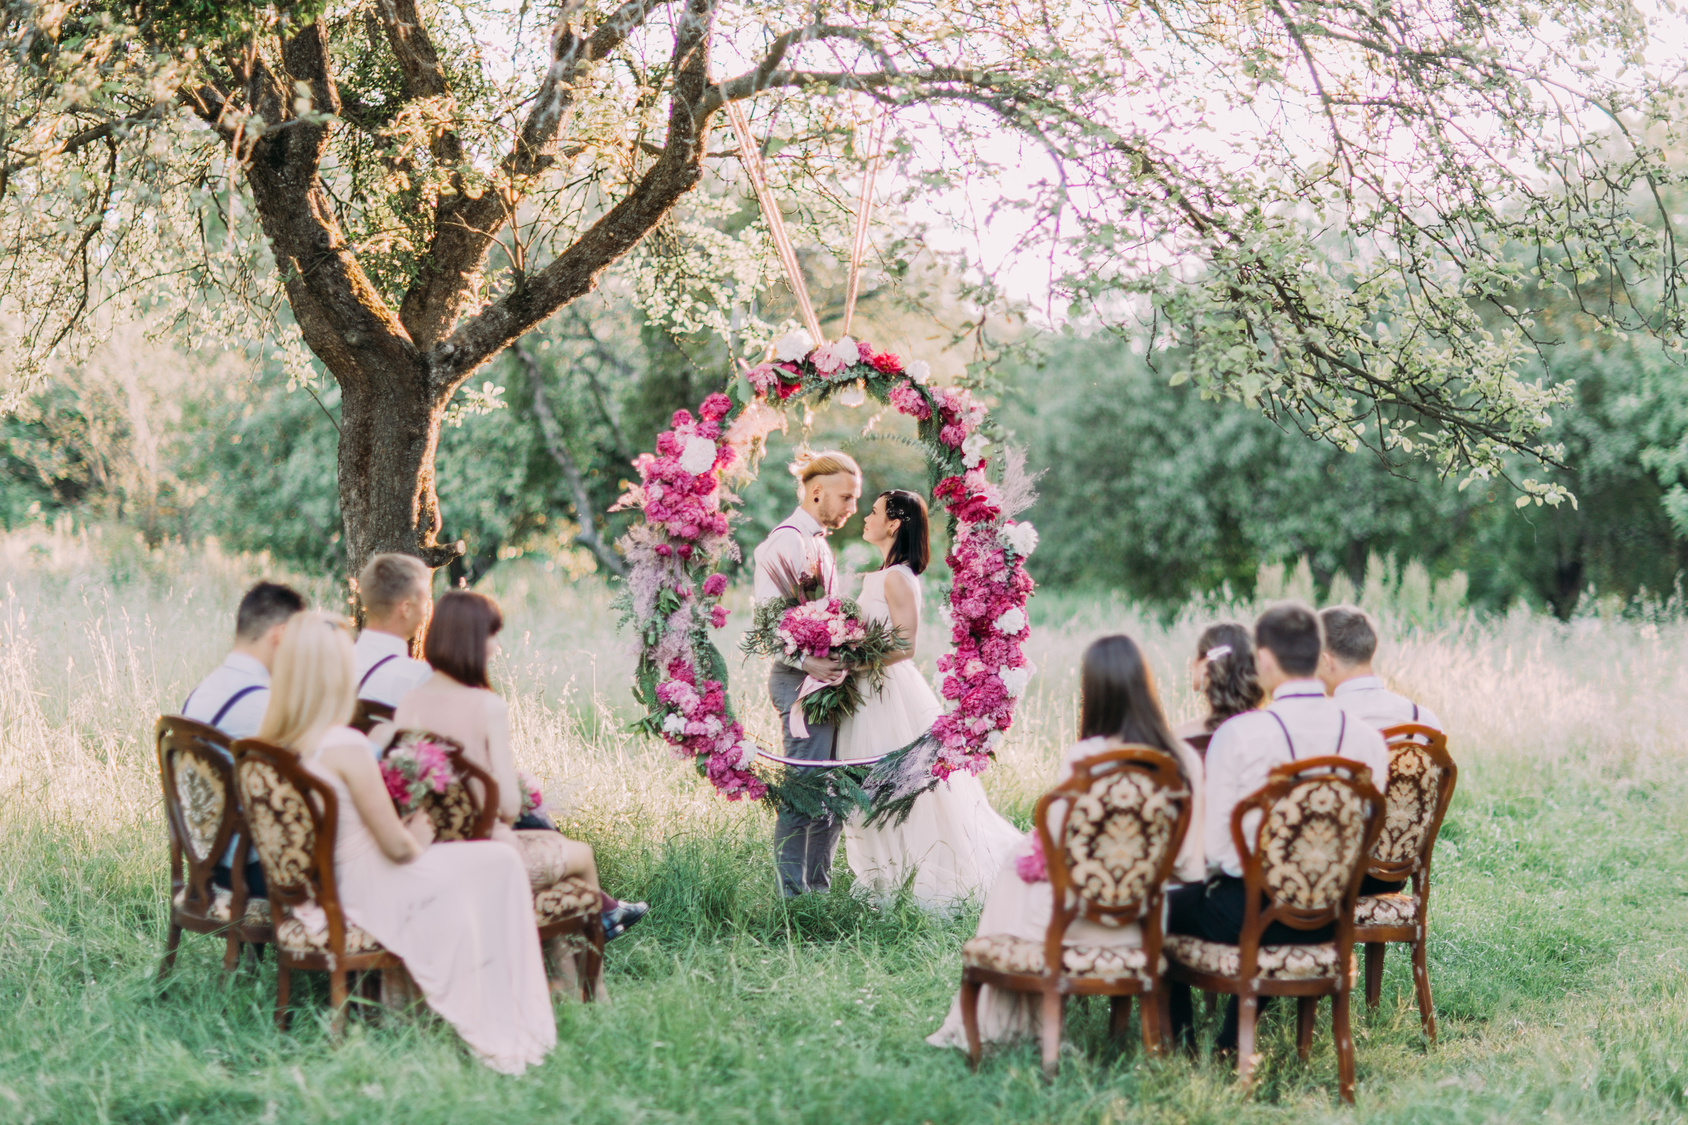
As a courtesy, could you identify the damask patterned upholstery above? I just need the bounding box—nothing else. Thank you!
[1063,768,1183,912]
[534,878,600,925]
[275,908,385,956]
[171,750,227,860]
[421,779,480,841]
[1374,743,1447,865]
[173,885,271,927]
[238,756,319,898]
[962,933,1157,981]
[1164,934,1346,980]
[1354,892,1419,927]
[1258,779,1371,911]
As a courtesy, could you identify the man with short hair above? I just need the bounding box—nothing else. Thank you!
[353,553,435,707]
[181,580,307,895]
[1318,605,1443,733]
[1166,601,1390,1051]
[752,450,861,896]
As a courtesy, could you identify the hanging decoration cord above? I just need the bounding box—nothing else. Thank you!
[725,98,826,347]
[841,109,887,338]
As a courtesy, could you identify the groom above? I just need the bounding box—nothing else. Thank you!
[752,451,862,896]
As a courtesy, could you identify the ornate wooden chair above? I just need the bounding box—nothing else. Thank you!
[959,745,1193,1076]
[1165,758,1384,1103]
[156,716,272,976]
[231,738,406,1034]
[349,699,395,735]
[1357,723,1458,1040]
[383,729,606,1000]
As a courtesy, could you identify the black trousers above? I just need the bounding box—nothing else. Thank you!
[212,859,267,900]
[1167,875,1335,1050]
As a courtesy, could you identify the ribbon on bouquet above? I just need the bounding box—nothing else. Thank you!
[788,674,831,739]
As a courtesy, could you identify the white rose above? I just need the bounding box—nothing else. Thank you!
[999,666,1032,697]
[1000,521,1039,558]
[732,741,758,769]
[995,607,1028,635]
[679,433,718,475]
[774,329,814,362]
[961,431,991,463]
[907,360,931,385]
[661,713,687,735]
[832,336,861,368]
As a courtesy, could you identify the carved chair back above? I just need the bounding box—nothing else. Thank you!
[231,739,359,957]
[156,716,243,916]
[349,699,395,735]
[1371,724,1458,885]
[1038,744,1193,972]
[1233,762,1383,978]
[381,728,499,842]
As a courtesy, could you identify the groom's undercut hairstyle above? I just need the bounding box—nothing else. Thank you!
[1254,602,1323,676]
[880,490,931,575]
[794,450,860,486]
[424,590,504,689]
[235,582,307,642]
[359,553,431,616]
[1320,606,1379,666]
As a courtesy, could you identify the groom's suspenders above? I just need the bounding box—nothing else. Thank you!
[358,654,398,695]
[180,683,265,731]
[1266,708,1347,760]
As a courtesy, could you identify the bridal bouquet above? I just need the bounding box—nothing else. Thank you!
[380,731,458,816]
[741,560,907,730]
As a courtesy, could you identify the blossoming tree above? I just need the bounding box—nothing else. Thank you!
[0,1,1682,574]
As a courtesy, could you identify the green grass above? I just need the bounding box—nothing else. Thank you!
[1,525,1686,1123]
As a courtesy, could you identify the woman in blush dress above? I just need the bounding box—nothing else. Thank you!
[835,490,1022,908]
[1171,622,1264,756]
[927,634,1205,1051]
[261,611,554,1075]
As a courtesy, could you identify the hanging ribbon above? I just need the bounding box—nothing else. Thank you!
[725,98,826,347]
[841,108,887,338]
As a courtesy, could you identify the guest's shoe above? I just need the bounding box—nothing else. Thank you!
[602,901,649,942]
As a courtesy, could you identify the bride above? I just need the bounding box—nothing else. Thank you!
[836,489,1022,907]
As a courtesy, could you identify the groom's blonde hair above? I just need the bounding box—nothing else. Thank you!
[790,450,860,486]
[257,611,357,753]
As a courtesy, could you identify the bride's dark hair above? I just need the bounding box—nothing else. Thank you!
[879,489,930,575]
[1078,634,1183,760]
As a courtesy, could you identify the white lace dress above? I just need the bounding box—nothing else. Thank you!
[836,564,1021,908]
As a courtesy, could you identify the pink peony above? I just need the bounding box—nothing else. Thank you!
[1015,834,1048,883]
[710,605,729,629]
[702,573,728,598]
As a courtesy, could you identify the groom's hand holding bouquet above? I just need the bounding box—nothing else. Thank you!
[742,557,907,736]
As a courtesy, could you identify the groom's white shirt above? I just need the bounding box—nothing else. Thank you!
[182,652,271,740]
[1202,678,1389,878]
[353,629,433,706]
[1332,675,1442,733]
[752,506,836,600]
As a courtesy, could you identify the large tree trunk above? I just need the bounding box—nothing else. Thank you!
[337,370,456,582]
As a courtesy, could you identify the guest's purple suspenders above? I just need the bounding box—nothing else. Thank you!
[1267,707,1347,760]
[1411,703,1419,722]
[358,654,397,695]
[187,684,265,730]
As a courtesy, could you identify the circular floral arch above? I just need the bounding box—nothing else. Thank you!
[614,332,1038,808]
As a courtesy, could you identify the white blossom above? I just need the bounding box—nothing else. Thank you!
[995,607,1028,635]
[662,713,687,735]
[679,434,718,475]
[1000,521,1039,558]
[961,431,991,463]
[732,741,758,769]
[985,730,1004,751]
[999,666,1033,697]
[906,360,931,385]
[773,329,814,362]
[702,716,723,737]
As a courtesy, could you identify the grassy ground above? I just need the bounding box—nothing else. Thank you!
[2,525,1686,1123]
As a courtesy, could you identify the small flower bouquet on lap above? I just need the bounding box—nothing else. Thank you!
[380,731,459,815]
[741,558,907,733]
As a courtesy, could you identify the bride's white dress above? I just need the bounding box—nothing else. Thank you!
[836,564,1021,907]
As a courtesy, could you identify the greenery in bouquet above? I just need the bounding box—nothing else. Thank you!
[741,592,908,728]
[379,731,459,816]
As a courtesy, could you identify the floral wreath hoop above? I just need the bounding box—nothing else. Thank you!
[613,331,1038,817]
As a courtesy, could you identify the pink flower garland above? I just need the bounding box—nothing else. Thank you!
[616,334,1036,802]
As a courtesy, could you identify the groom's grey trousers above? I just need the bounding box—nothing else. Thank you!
[769,665,841,896]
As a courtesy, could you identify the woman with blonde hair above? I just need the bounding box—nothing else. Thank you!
[260,611,554,1075]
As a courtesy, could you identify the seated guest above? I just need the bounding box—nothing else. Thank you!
[927,634,1204,1051]
[1173,622,1264,752]
[393,590,648,989]
[1167,601,1389,1052]
[1318,605,1444,732]
[181,580,306,895]
[353,553,434,707]
[262,611,554,1075]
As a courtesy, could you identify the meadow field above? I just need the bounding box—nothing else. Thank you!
[1,525,1686,1124]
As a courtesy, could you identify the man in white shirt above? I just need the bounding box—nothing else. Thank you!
[353,553,435,707]
[752,450,860,896]
[180,580,306,896]
[1318,605,1443,733]
[1166,602,1389,1052]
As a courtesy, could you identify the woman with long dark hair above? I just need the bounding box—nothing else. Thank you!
[834,489,1022,906]
[926,633,1205,1051]
[1173,622,1264,753]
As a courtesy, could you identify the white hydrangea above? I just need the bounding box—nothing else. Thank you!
[662,713,687,735]
[906,359,931,385]
[999,666,1033,697]
[773,329,814,362]
[679,433,718,475]
[995,607,1028,635]
[1000,521,1039,558]
[961,431,991,463]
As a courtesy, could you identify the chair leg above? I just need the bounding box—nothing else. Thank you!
[960,975,984,1070]
[1296,996,1317,1061]
[158,922,183,981]
[1139,991,1162,1057]
[1235,993,1259,1087]
[329,970,350,1039]
[1411,937,1437,1043]
[1364,942,1386,1009]
[275,963,292,1031]
[1040,990,1065,1077]
[1333,990,1356,1105]
[222,932,243,972]
[1157,986,1173,1054]
[1109,995,1132,1040]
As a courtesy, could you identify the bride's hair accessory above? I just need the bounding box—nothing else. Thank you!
[1202,644,1232,664]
